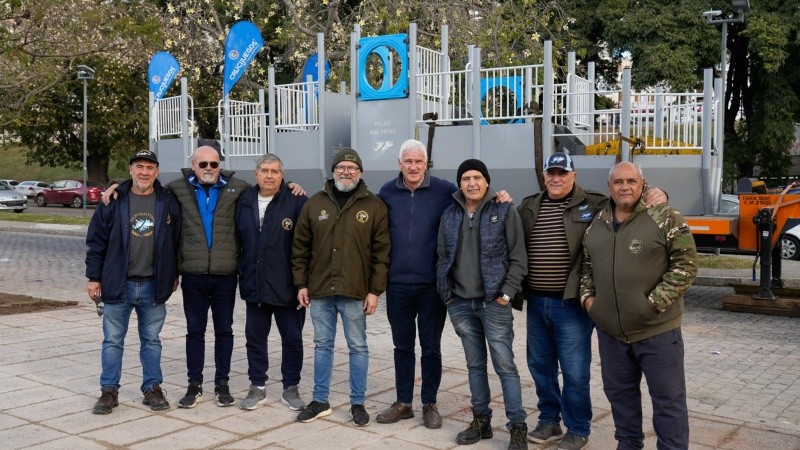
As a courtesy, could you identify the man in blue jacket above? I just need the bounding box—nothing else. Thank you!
[86,149,181,415]
[235,154,308,411]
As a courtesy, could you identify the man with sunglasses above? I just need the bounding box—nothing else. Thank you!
[292,147,390,427]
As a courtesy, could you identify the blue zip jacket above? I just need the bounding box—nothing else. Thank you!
[236,182,308,306]
[378,172,457,284]
[85,180,182,304]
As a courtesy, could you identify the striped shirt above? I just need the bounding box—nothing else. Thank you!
[527,195,571,293]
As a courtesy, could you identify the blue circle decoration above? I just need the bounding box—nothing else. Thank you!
[358,34,409,101]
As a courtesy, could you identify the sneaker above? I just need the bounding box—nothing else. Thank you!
[240,385,267,411]
[528,421,564,444]
[178,382,203,409]
[297,400,332,423]
[456,412,492,445]
[350,404,370,427]
[281,385,306,411]
[92,387,118,414]
[376,401,414,424]
[214,380,235,407]
[142,384,170,411]
[558,432,588,450]
[422,403,442,429]
[508,422,528,450]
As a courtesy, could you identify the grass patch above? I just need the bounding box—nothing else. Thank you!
[0,144,128,182]
[697,254,753,269]
[0,211,90,225]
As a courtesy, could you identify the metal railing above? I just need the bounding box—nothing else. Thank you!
[218,99,266,157]
[274,80,319,131]
[152,95,194,139]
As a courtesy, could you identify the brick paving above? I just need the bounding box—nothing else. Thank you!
[0,224,799,449]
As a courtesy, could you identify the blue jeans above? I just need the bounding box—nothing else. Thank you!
[597,327,688,450]
[526,294,593,436]
[447,297,527,428]
[181,274,237,384]
[386,282,446,405]
[309,296,369,405]
[100,280,167,393]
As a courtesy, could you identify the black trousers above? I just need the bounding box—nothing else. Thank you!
[244,301,306,388]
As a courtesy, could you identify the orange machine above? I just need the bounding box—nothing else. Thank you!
[738,193,800,252]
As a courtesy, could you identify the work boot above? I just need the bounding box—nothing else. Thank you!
[142,384,170,411]
[456,411,492,445]
[508,422,528,450]
[528,421,564,443]
[92,386,118,414]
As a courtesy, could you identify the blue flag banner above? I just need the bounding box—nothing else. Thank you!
[223,21,264,97]
[301,53,332,84]
[148,52,180,101]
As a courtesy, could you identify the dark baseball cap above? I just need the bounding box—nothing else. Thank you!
[129,150,159,166]
[543,152,574,172]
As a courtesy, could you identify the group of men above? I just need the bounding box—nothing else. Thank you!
[86,140,698,450]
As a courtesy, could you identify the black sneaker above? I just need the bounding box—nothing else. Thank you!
[142,384,170,411]
[350,404,370,427]
[528,421,564,444]
[456,412,492,445]
[92,387,118,414]
[215,380,235,407]
[178,382,203,408]
[297,400,332,423]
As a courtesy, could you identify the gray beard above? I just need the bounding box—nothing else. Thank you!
[334,179,358,192]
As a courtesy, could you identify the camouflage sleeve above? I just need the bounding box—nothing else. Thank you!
[647,206,699,313]
[579,228,596,304]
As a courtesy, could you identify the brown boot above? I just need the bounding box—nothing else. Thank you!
[143,384,170,411]
[376,401,414,423]
[92,387,118,414]
[422,403,442,429]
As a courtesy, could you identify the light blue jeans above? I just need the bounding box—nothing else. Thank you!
[309,296,369,405]
[100,280,167,393]
[447,297,527,429]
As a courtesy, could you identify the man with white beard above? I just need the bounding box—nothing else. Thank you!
[292,148,391,427]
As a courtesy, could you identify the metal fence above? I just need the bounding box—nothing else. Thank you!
[274,80,319,131]
[218,99,266,157]
[151,94,193,139]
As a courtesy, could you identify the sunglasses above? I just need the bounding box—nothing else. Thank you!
[198,161,219,169]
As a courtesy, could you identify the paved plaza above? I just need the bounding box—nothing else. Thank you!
[0,223,799,449]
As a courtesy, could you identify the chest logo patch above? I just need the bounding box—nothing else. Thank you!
[318,210,329,221]
[628,239,644,254]
[578,203,589,211]
[579,212,593,221]
[282,218,293,230]
[356,210,369,223]
[490,213,499,223]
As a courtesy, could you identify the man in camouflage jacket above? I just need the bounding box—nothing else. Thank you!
[580,161,697,450]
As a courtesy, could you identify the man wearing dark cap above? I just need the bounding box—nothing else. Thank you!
[86,150,182,414]
[517,152,666,450]
[436,158,529,449]
[292,147,390,427]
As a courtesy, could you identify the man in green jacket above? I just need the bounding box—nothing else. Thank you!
[292,147,390,427]
[580,161,697,450]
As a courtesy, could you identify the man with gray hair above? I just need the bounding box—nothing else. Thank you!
[235,154,308,411]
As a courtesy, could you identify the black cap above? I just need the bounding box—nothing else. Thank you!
[129,150,159,166]
[457,158,490,185]
[331,147,363,172]
[543,152,574,172]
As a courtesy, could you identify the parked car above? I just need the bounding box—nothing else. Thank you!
[718,194,739,214]
[0,183,27,213]
[35,179,104,208]
[15,180,50,198]
[0,179,19,188]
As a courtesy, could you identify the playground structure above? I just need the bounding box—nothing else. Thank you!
[149,22,720,218]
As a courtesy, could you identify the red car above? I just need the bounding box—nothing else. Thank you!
[35,179,104,208]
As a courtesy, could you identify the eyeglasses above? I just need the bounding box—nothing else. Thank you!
[198,161,219,169]
[335,165,360,174]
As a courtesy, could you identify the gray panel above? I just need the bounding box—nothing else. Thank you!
[154,139,189,174]
[356,98,413,170]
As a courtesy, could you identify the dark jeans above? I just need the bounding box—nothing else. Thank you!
[181,274,237,385]
[245,301,306,388]
[597,327,689,450]
[386,282,447,405]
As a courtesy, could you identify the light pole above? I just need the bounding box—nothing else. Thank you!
[77,64,95,218]
[702,0,750,158]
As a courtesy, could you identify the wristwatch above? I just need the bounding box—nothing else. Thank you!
[501,293,511,302]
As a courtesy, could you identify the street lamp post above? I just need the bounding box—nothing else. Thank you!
[702,0,750,159]
[77,65,95,218]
